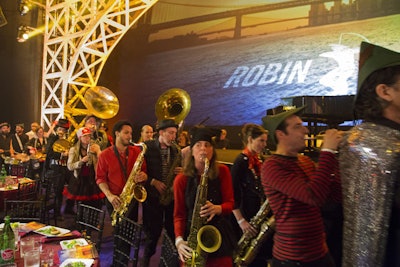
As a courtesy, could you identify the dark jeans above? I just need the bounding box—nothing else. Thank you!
[142,196,174,259]
[271,253,335,267]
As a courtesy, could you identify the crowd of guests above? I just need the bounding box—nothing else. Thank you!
[0,41,399,267]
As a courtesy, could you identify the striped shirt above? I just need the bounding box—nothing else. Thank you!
[261,151,341,262]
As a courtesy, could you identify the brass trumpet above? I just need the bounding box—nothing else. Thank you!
[304,130,350,140]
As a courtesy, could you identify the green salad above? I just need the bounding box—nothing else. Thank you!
[37,226,61,235]
[65,262,86,267]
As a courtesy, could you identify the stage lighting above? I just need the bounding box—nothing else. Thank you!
[18,0,32,16]
[17,24,32,42]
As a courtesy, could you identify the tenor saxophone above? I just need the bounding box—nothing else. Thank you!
[185,157,222,267]
[159,142,181,206]
[233,199,275,266]
[111,144,147,226]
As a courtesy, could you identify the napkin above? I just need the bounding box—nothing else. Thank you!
[41,230,82,243]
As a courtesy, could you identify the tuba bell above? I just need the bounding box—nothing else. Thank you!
[83,86,120,120]
[155,88,191,124]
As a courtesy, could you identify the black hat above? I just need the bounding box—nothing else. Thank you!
[56,119,70,129]
[189,126,218,148]
[0,122,10,128]
[261,106,305,148]
[157,119,178,131]
[16,123,24,129]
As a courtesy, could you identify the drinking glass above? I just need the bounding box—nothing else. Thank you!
[24,249,40,267]
[12,226,19,249]
[20,238,34,258]
[40,249,54,267]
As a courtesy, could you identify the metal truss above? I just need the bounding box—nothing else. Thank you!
[40,0,158,134]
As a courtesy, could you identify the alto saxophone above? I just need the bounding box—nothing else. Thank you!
[234,199,275,266]
[185,157,222,267]
[111,144,147,226]
[159,142,181,206]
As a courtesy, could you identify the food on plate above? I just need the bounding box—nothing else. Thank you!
[37,226,61,235]
[64,262,86,267]
[61,239,88,249]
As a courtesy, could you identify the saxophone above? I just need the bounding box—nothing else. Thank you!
[159,142,181,206]
[111,144,147,226]
[185,157,222,267]
[233,199,276,266]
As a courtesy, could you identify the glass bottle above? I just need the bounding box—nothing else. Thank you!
[0,216,15,264]
[0,164,7,187]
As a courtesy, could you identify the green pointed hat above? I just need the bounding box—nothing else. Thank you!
[261,106,305,148]
[357,41,400,92]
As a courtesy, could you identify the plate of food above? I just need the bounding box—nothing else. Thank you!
[60,238,89,250]
[34,225,70,236]
[60,258,94,267]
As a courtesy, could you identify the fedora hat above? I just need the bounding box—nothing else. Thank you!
[262,106,306,148]
[0,122,9,128]
[157,119,178,131]
[358,42,400,92]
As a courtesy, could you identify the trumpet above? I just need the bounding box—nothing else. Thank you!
[304,130,350,140]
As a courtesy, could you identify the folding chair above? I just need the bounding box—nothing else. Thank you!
[37,175,57,226]
[159,230,179,267]
[4,199,45,223]
[76,203,105,253]
[18,180,39,200]
[112,215,143,267]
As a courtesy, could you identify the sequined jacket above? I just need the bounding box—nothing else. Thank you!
[340,120,400,267]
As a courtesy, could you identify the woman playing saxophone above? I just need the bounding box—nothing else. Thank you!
[174,126,236,267]
[231,123,273,266]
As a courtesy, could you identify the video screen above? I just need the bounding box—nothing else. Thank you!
[101,0,400,127]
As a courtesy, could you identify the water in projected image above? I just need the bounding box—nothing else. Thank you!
[116,13,400,127]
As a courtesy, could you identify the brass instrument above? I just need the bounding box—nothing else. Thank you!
[155,88,191,124]
[155,88,191,205]
[234,199,276,266]
[52,139,71,153]
[111,144,148,226]
[83,86,119,119]
[185,158,222,267]
[159,141,181,206]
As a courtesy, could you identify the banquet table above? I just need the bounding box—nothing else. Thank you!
[14,230,100,266]
[0,177,35,211]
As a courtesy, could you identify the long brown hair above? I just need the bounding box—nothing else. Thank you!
[183,146,219,180]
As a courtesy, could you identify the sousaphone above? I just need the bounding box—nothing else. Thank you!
[155,88,191,124]
[83,86,120,119]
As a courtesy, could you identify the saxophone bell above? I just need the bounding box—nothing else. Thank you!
[197,224,222,253]
[111,143,147,225]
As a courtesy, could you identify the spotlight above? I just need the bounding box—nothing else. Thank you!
[17,24,31,42]
[18,0,32,16]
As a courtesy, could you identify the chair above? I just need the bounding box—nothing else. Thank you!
[159,230,179,267]
[18,180,39,200]
[36,176,57,226]
[4,199,45,223]
[112,215,143,267]
[76,203,105,253]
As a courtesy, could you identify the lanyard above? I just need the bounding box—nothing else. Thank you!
[113,145,129,182]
